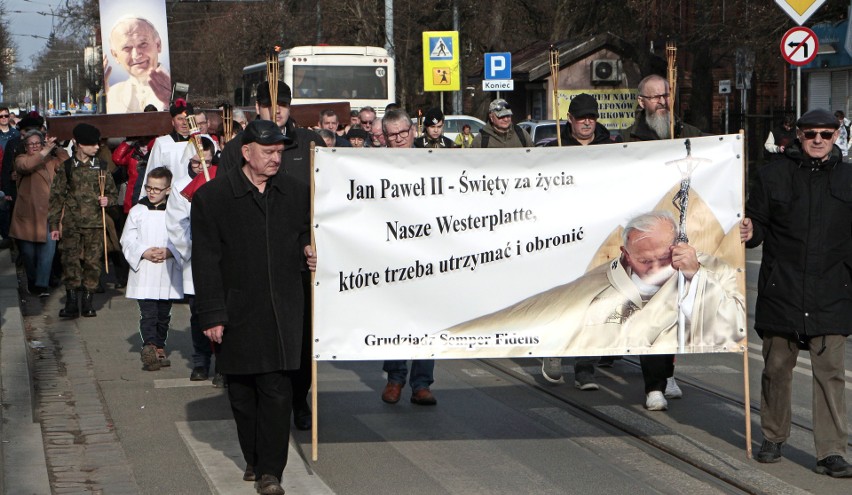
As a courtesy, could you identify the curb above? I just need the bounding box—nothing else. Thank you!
[0,253,51,494]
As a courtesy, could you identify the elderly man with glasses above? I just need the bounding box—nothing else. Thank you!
[742,108,852,477]
[472,98,532,148]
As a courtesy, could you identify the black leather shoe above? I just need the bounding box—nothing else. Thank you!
[293,402,311,431]
[815,455,852,477]
[257,474,285,494]
[189,367,209,381]
[58,289,79,318]
[81,291,97,317]
[242,464,256,482]
[755,439,783,463]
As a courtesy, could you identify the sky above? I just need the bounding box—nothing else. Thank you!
[6,0,65,68]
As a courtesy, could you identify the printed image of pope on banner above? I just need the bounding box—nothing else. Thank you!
[312,136,747,361]
[100,0,172,114]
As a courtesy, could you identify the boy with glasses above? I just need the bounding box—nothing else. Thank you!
[122,166,182,371]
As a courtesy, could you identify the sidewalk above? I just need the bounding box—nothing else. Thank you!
[0,251,50,494]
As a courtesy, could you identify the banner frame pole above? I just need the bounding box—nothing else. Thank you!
[739,129,752,459]
[310,142,319,462]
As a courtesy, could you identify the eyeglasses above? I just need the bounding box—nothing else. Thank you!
[360,119,374,125]
[189,159,204,166]
[0,114,10,118]
[639,93,670,102]
[801,130,836,140]
[25,141,44,147]
[386,127,411,141]
[144,185,168,194]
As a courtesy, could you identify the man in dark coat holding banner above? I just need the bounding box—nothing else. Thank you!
[192,119,317,494]
[742,108,852,477]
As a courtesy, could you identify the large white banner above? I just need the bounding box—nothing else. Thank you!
[313,136,746,361]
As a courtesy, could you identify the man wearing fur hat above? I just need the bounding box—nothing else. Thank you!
[48,124,118,318]
[414,108,455,148]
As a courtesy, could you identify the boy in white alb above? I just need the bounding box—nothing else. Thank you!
[121,166,183,371]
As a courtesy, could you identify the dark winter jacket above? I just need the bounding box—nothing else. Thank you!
[191,165,311,374]
[746,142,852,339]
[546,122,614,147]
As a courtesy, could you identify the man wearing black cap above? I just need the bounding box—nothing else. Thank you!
[218,82,324,181]
[48,124,118,318]
[192,120,317,494]
[742,108,852,477]
[541,93,616,391]
[219,82,323,431]
[547,93,615,147]
[414,108,455,148]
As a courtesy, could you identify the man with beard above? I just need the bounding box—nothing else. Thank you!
[441,211,744,411]
[622,74,702,404]
[623,75,701,142]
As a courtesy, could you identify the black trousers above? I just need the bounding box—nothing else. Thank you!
[291,272,312,409]
[228,370,294,479]
[640,354,674,394]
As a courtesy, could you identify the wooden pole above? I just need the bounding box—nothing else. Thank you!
[310,142,318,462]
[739,129,752,458]
[666,42,677,140]
[98,170,109,273]
[549,45,562,147]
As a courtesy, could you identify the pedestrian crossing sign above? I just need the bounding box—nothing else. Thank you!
[422,31,460,91]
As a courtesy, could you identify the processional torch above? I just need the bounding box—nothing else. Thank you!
[666,42,677,140]
[222,103,234,145]
[267,47,281,124]
[549,45,562,147]
[186,114,210,182]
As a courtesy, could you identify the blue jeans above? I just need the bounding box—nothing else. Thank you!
[187,295,212,368]
[18,228,56,288]
[382,360,435,392]
[138,299,172,348]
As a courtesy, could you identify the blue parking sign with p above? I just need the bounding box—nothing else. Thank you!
[484,53,512,80]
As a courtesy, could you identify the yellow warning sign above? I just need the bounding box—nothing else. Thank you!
[432,68,452,86]
[422,31,460,91]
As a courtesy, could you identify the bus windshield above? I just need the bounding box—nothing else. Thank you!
[292,65,389,100]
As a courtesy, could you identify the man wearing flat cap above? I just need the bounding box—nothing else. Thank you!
[472,98,532,148]
[48,124,118,318]
[742,108,852,476]
[414,108,455,148]
[219,81,323,432]
[192,119,317,494]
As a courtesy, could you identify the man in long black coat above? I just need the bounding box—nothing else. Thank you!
[192,120,317,494]
[742,108,852,477]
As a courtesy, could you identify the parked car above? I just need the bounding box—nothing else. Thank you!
[412,115,486,142]
[518,119,623,146]
[517,120,563,146]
